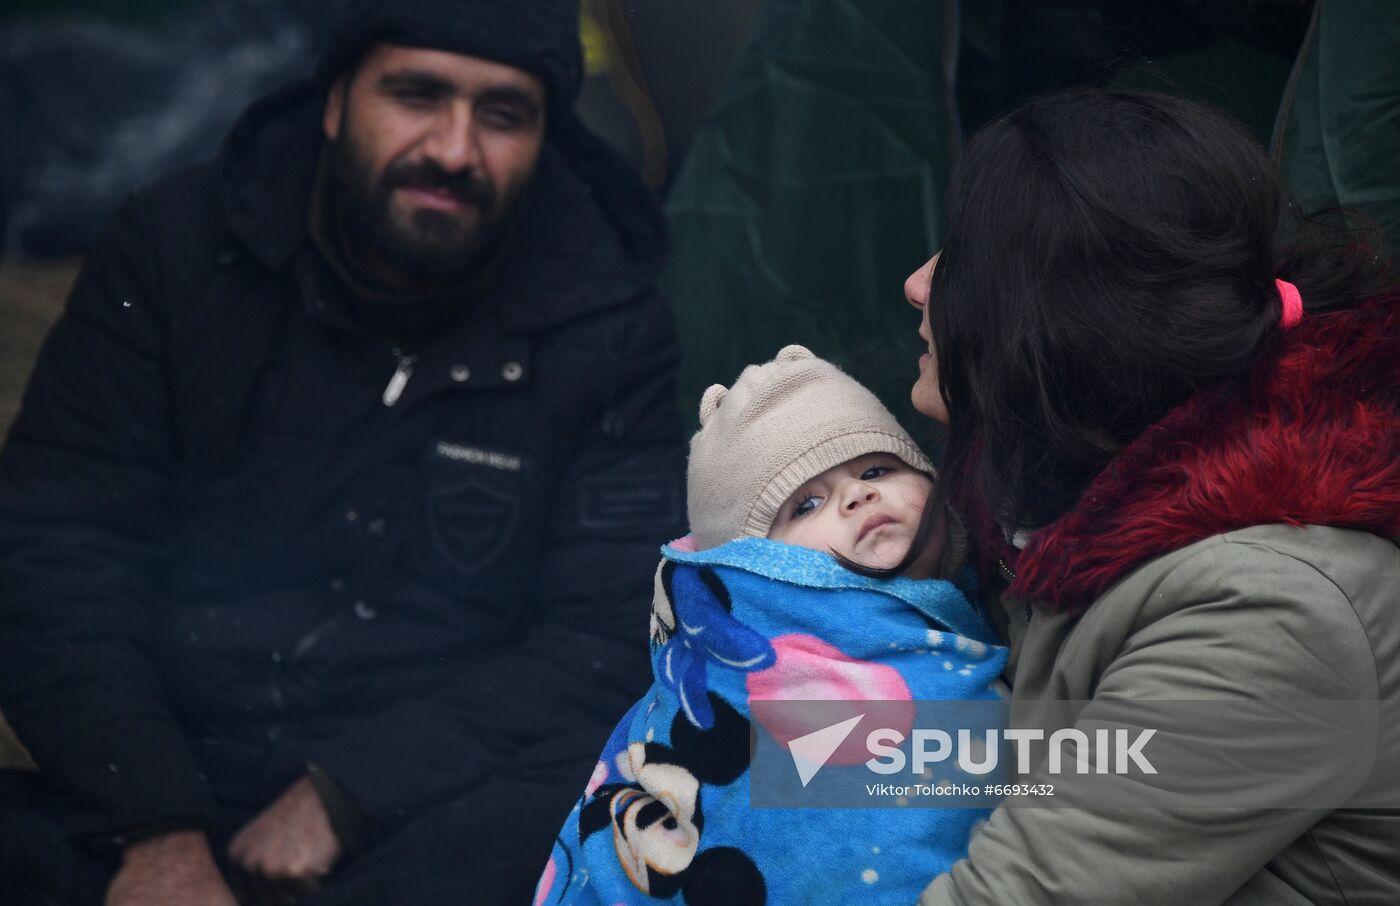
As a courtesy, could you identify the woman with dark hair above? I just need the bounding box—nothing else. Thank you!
[905,90,1400,904]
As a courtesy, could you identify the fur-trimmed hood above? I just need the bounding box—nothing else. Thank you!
[1010,292,1400,614]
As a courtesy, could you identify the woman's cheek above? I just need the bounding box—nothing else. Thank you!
[911,354,949,423]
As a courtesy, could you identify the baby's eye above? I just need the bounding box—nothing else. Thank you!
[791,494,823,519]
[860,466,895,481]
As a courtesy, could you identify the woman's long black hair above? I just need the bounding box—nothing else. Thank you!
[910,88,1391,566]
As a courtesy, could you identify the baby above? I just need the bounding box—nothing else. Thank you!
[765,450,940,573]
[535,346,1007,906]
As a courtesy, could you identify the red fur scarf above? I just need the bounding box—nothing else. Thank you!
[1009,292,1400,614]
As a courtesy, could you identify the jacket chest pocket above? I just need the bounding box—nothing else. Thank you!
[420,440,536,580]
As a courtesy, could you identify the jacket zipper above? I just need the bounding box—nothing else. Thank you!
[998,557,1033,623]
[381,349,418,407]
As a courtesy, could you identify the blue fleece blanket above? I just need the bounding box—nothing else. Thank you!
[534,538,1008,906]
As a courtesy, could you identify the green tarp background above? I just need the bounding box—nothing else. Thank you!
[662,0,958,453]
[663,0,1400,447]
[1276,0,1400,244]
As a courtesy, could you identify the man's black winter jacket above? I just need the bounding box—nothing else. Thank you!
[0,81,686,843]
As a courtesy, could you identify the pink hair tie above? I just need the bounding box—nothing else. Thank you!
[1276,278,1304,329]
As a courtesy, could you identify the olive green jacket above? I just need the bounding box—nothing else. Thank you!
[921,525,1400,905]
[923,294,1400,905]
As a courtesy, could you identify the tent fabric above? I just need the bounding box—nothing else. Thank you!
[1275,0,1400,247]
[661,0,957,448]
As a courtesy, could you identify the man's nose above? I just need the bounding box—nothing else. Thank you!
[422,103,481,172]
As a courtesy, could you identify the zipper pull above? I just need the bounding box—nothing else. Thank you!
[382,351,417,407]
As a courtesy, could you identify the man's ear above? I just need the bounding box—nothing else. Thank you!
[323,76,347,142]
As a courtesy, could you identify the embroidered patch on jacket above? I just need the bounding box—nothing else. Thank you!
[581,475,681,529]
[434,441,523,473]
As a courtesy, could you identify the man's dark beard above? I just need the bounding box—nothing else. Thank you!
[325,134,504,286]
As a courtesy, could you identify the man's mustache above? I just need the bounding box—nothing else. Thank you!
[382,161,495,209]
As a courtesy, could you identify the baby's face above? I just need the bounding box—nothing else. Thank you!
[767,453,941,576]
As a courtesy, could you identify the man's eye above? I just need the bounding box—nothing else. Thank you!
[860,466,894,481]
[791,494,822,519]
[392,90,438,107]
[481,106,528,129]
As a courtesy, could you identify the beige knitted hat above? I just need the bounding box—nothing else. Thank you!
[687,345,932,550]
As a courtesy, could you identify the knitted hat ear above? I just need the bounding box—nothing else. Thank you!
[699,384,728,425]
[776,344,814,363]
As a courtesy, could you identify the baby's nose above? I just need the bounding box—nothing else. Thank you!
[845,486,879,509]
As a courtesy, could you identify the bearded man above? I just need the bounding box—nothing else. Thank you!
[0,2,684,904]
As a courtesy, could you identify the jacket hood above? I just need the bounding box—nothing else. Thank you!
[1010,292,1400,614]
[216,79,666,328]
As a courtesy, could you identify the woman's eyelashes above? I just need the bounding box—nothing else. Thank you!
[860,465,895,481]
